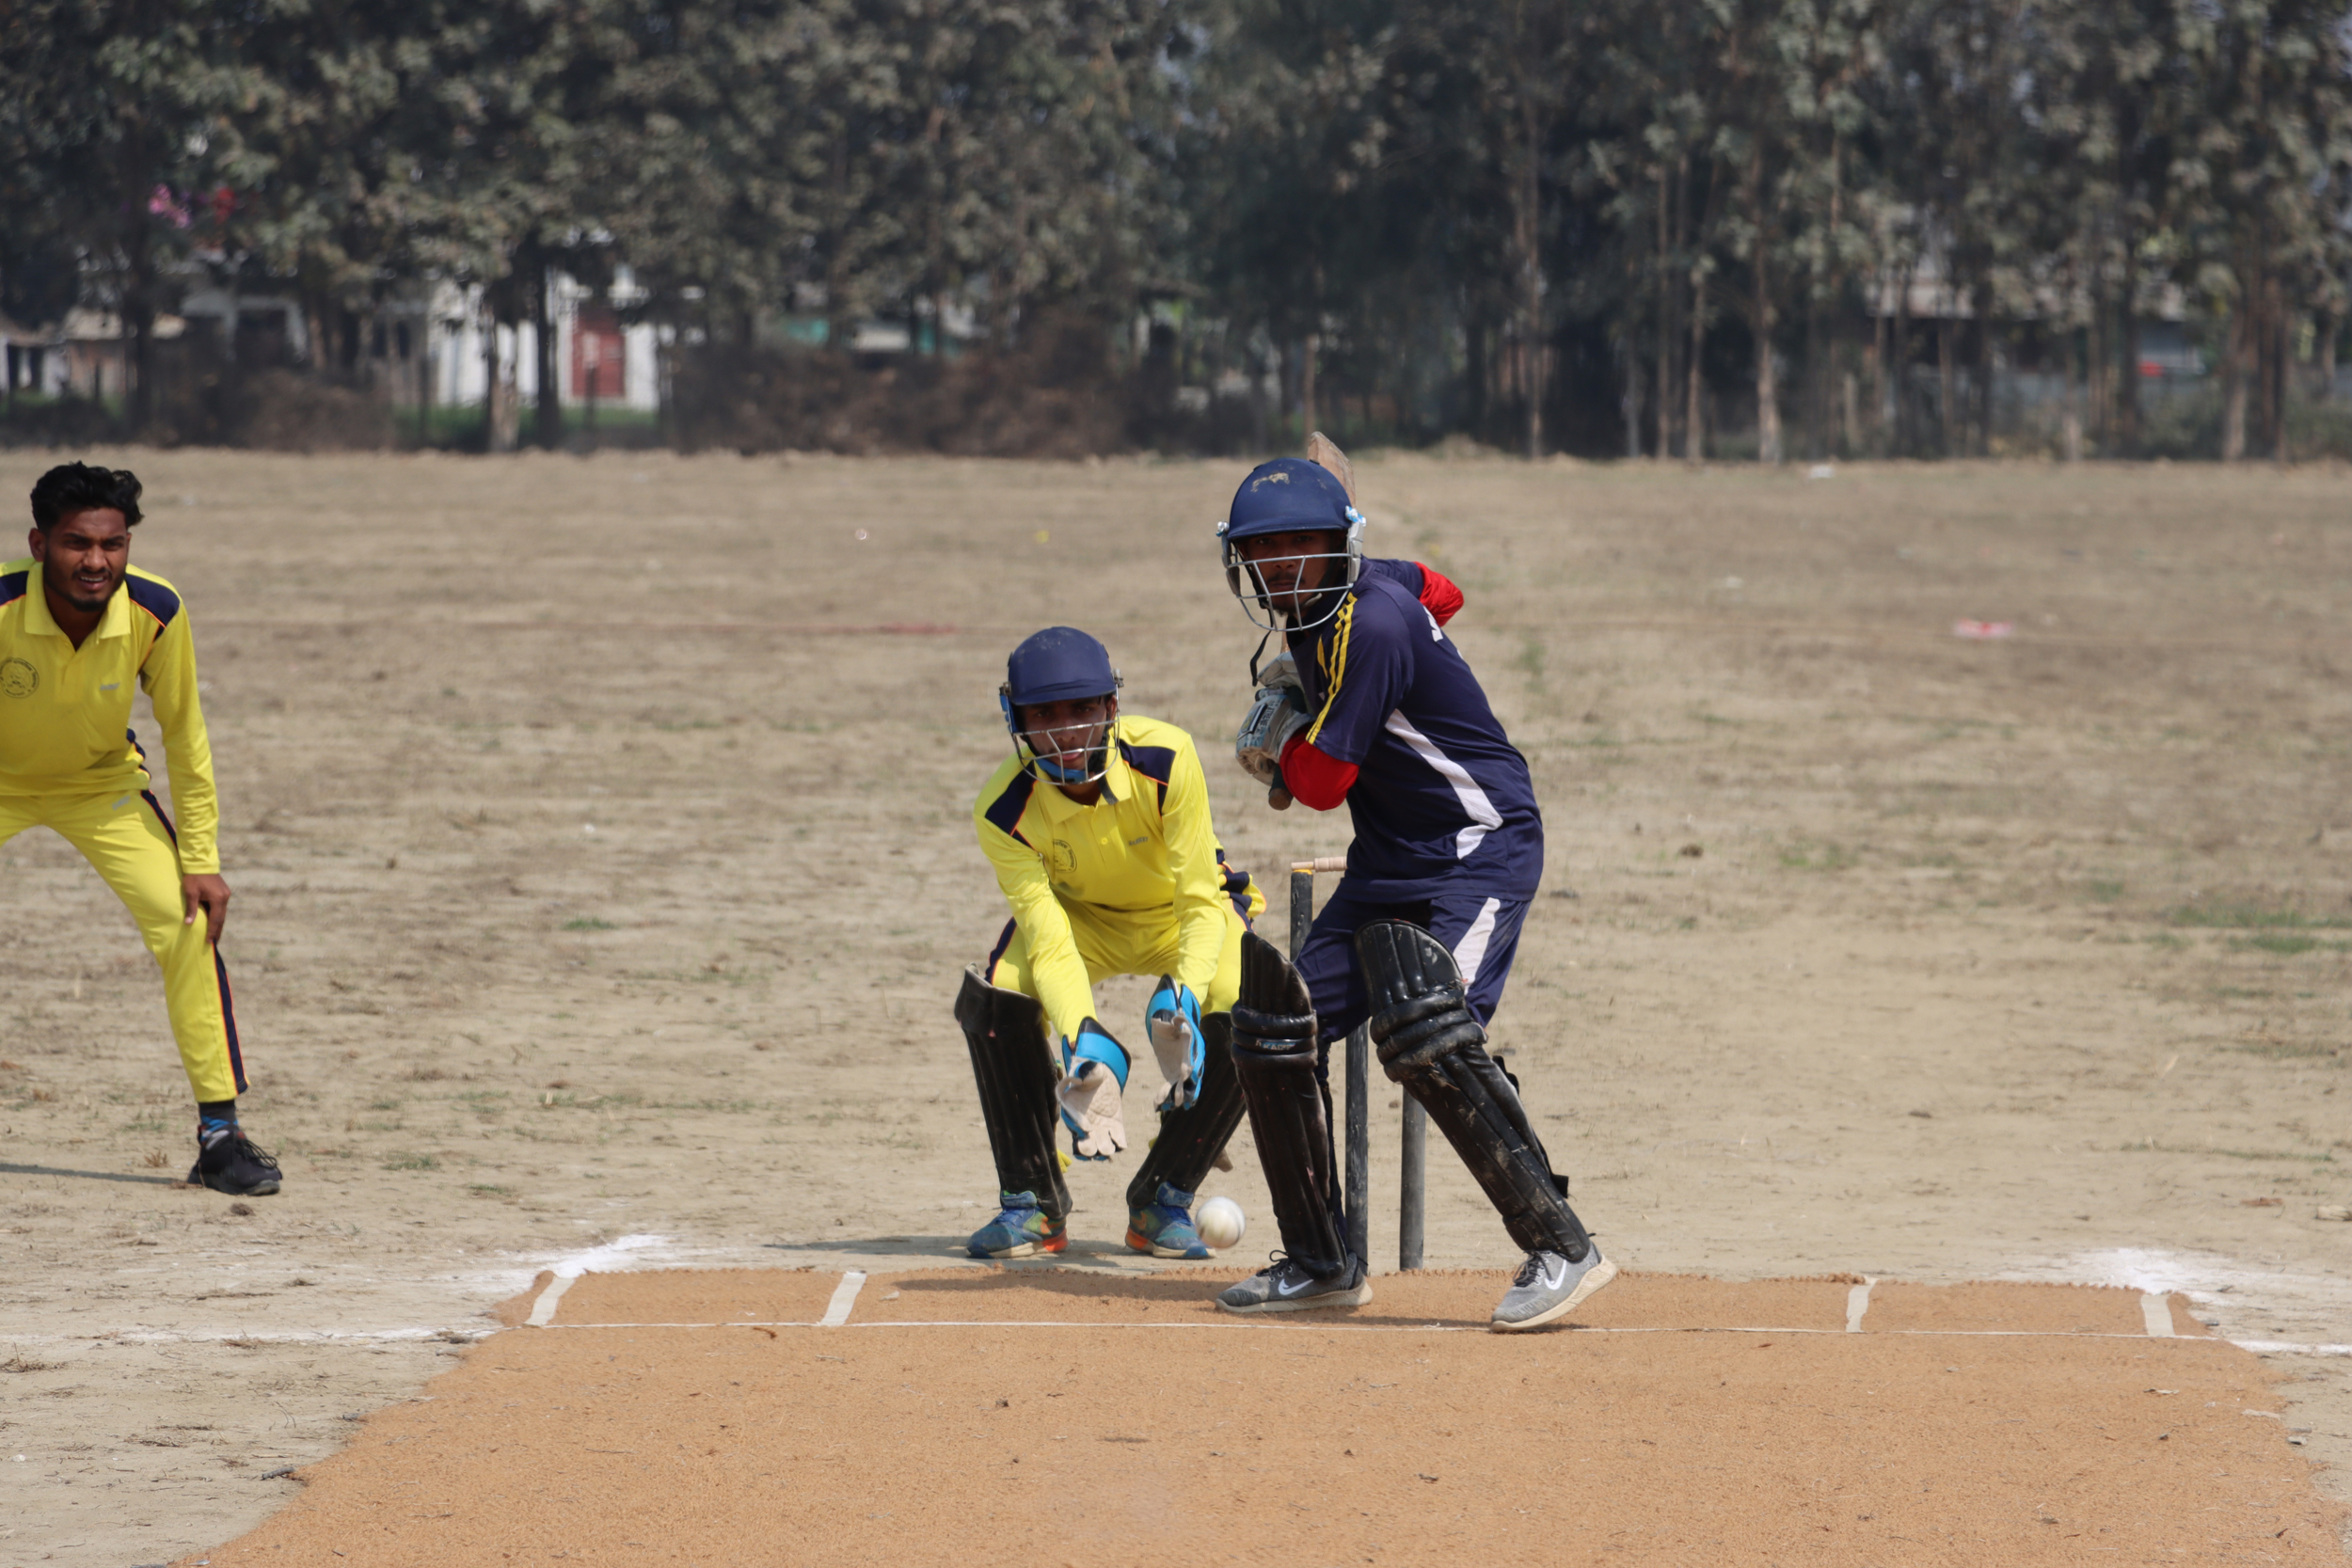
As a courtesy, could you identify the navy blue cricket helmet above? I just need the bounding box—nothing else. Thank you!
[1000,626,1122,784]
[1003,626,1119,709]
[1223,457,1355,539]
[1216,458,1366,630]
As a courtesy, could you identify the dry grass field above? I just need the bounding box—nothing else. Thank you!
[0,449,2346,1563]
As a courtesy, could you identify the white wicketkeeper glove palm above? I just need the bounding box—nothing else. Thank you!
[1057,1020,1130,1161]
[1145,975,1205,1111]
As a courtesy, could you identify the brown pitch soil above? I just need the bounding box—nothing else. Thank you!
[0,451,2347,1565]
[179,1268,2339,1567]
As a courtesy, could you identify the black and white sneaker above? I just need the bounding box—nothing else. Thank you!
[1216,1254,1372,1315]
[1491,1245,1614,1332]
[189,1129,282,1196]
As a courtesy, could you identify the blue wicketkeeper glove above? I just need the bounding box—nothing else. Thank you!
[1145,976,1206,1112]
[1057,1019,1130,1161]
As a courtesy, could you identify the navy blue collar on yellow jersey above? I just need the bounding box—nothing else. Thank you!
[6,562,181,639]
[984,723,1179,848]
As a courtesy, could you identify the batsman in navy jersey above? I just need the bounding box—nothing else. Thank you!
[1209,453,1615,1331]
[1285,563,1544,1027]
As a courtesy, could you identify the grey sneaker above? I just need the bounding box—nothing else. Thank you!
[1216,1255,1373,1315]
[1491,1246,1615,1332]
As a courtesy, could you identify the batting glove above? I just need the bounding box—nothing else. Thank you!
[1145,976,1205,1112]
[1058,1019,1130,1161]
[1254,646,1302,691]
[1235,684,1311,786]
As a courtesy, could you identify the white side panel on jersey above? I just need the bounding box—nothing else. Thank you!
[1382,710,1504,859]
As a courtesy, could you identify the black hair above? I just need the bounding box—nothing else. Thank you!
[30,462,143,531]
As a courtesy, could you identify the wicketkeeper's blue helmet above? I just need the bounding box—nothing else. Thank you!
[1003,626,1120,710]
[1000,626,1121,784]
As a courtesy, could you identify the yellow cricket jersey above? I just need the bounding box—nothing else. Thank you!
[974,715,1259,1043]
[0,559,220,872]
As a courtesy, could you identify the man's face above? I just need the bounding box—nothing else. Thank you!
[29,508,131,614]
[1233,529,1346,616]
[1014,695,1116,778]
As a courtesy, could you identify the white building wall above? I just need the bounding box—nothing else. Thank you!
[624,324,660,409]
[422,276,660,414]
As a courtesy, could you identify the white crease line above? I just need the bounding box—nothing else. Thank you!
[534,1322,825,1330]
[819,1271,867,1327]
[524,1320,2313,1345]
[526,1320,1486,1333]
[527,1274,576,1328]
[524,1232,672,1327]
[1845,1277,1876,1333]
[24,1321,2335,1354]
[2140,1291,2174,1338]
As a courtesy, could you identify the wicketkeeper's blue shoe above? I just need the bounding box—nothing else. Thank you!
[1126,1181,1212,1259]
[968,1191,1067,1259]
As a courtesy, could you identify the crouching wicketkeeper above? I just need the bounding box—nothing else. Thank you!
[957,626,1263,1259]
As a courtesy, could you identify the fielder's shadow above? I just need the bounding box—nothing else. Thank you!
[0,1162,185,1188]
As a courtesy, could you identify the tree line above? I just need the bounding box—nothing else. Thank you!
[4,0,2349,457]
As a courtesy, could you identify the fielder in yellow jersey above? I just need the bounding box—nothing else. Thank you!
[957,626,1263,1259]
[2,464,278,1196]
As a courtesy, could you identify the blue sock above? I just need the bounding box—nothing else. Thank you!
[198,1100,237,1148]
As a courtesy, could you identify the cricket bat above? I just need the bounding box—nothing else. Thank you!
[1305,430,1356,503]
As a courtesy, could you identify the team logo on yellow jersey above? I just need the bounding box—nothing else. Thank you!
[1049,838,1077,873]
[0,657,37,698]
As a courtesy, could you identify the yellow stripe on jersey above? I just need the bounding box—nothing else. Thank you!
[1305,594,1356,746]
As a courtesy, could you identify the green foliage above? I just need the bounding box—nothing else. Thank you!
[4,0,2349,452]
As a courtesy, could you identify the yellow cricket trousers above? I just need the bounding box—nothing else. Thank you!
[0,787,243,1101]
[987,898,1248,1022]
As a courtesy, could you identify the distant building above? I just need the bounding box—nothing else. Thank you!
[177,287,310,368]
[56,309,187,401]
[427,273,662,415]
[1,313,69,399]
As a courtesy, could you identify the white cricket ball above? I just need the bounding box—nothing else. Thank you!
[1197,1195,1247,1251]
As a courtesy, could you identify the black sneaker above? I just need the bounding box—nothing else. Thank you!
[1216,1254,1372,1315]
[189,1129,282,1196]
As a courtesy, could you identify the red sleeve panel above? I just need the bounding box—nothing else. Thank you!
[1416,563,1464,626]
[1278,732,1359,812]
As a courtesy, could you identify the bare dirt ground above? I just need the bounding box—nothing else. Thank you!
[0,450,2346,1565]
